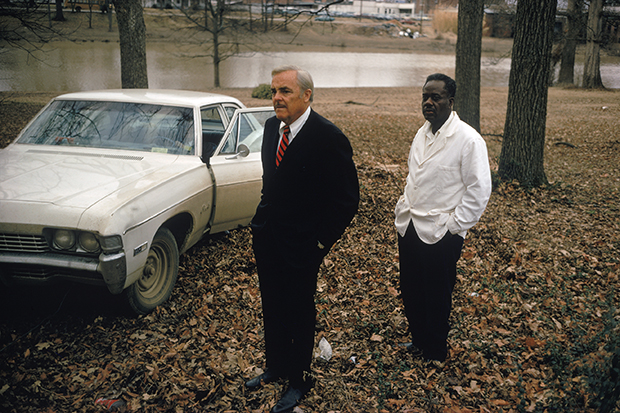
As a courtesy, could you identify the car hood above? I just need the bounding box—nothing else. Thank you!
[0,146,183,208]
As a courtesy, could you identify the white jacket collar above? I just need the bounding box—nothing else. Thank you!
[413,111,459,164]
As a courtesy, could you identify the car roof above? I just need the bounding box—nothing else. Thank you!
[54,89,245,108]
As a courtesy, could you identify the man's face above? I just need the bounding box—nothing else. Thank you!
[422,80,454,132]
[271,70,312,125]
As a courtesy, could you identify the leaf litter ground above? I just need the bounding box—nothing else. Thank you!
[0,86,619,412]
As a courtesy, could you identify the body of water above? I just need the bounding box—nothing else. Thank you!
[1,41,618,91]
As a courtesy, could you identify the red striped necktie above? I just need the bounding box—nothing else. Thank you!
[276,125,290,167]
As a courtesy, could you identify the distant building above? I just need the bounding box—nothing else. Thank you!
[326,0,418,19]
[143,0,419,19]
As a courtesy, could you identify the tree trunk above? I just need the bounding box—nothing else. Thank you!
[454,0,483,133]
[262,0,268,33]
[107,0,113,32]
[558,0,583,85]
[53,0,65,21]
[47,0,52,28]
[88,3,93,29]
[498,0,556,188]
[213,26,220,88]
[204,4,209,31]
[115,0,148,89]
[284,0,291,30]
[583,0,604,88]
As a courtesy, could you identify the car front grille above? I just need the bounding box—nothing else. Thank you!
[0,233,50,253]
[1,263,104,284]
[5,264,50,278]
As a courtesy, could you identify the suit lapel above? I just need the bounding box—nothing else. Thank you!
[262,118,280,179]
[273,110,315,171]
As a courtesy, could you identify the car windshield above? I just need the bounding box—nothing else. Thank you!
[17,100,196,155]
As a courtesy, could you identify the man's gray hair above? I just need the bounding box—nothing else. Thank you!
[272,65,314,102]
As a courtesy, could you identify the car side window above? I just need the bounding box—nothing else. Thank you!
[237,114,262,153]
[223,105,240,122]
[221,112,268,155]
[201,106,225,158]
[220,121,238,154]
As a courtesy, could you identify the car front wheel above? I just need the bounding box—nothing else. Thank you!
[126,227,179,315]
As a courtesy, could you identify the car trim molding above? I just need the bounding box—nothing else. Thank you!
[27,149,144,161]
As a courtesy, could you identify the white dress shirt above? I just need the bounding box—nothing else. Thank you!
[394,111,492,244]
[278,106,311,151]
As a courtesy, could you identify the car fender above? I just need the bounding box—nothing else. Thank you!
[89,161,215,283]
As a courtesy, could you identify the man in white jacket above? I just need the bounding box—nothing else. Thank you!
[394,73,492,363]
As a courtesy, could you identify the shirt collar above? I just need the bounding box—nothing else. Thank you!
[280,106,311,143]
[424,111,457,137]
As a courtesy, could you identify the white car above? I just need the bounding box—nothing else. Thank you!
[0,89,274,314]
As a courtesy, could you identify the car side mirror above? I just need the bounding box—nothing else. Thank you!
[225,143,250,160]
[237,143,250,157]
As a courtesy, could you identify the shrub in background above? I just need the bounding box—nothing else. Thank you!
[252,84,272,100]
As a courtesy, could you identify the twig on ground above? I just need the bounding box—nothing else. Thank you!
[345,97,379,106]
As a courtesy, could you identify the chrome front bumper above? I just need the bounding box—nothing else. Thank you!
[0,251,127,294]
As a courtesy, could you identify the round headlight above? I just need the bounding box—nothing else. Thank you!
[79,232,100,253]
[53,230,76,250]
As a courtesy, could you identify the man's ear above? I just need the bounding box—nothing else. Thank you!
[303,89,312,103]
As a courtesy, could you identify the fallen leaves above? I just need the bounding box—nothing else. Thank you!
[1,87,619,412]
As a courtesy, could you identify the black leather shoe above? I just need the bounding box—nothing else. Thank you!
[405,342,424,359]
[271,382,312,413]
[245,370,281,389]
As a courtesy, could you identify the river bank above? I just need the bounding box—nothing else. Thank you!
[41,7,514,56]
[9,7,620,94]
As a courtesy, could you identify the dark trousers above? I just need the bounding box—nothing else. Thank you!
[253,235,321,387]
[398,221,463,362]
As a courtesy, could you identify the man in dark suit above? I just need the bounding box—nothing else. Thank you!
[247,65,359,413]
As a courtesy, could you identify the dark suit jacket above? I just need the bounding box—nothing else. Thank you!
[251,109,359,268]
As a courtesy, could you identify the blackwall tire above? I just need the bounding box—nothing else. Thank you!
[126,227,178,315]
